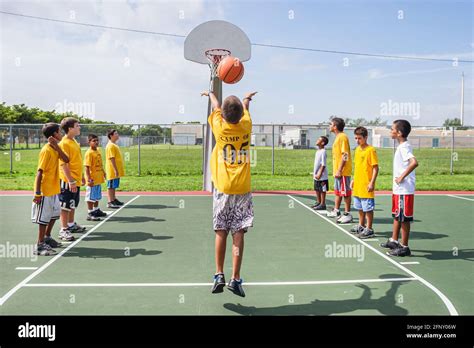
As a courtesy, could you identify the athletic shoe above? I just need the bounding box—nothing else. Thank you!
[358,227,375,239]
[337,213,353,224]
[314,204,327,211]
[95,209,107,217]
[380,239,400,249]
[228,278,245,297]
[44,236,62,248]
[35,242,57,256]
[350,224,364,234]
[310,202,320,209]
[107,201,120,209]
[69,222,86,233]
[87,213,101,221]
[326,209,341,218]
[113,199,124,206]
[387,245,411,257]
[211,273,226,294]
[59,228,75,241]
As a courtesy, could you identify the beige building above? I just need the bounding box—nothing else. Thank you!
[371,127,474,149]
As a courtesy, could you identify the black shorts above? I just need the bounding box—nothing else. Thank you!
[59,180,80,211]
[314,180,329,192]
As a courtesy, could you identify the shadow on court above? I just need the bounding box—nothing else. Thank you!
[84,231,173,243]
[376,231,448,241]
[127,204,178,210]
[109,216,166,223]
[224,275,410,315]
[63,247,162,259]
[411,249,474,262]
[373,217,422,224]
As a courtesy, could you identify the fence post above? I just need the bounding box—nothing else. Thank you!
[272,124,275,175]
[138,124,141,176]
[9,125,13,174]
[450,126,454,175]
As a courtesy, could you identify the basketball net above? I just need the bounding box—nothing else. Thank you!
[205,49,230,80]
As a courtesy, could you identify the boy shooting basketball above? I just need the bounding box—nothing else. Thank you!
[201,90,257,297]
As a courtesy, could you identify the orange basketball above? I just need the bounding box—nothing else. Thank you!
[217,56,245,84]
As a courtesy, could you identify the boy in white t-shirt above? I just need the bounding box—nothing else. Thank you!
[312,136,329,211]
[381,120,418,257]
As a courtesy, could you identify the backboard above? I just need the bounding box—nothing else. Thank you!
[184,20,251,64]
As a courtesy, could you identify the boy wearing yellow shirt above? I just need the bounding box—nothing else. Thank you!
[58,117,86,241]
[32,123,69,256]
[327,117,353,224]
[105,129,125,209]
[201,90,257,298]
[350,127,379,239]
[84,134,107,221]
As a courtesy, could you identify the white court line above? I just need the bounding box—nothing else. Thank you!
[15,267,38,270]
[287,194,459,316]
[24,277,416,287]
[0,195,140,306]
[447,194,474,202]
[400,262,420,265]
[363,239,380,242]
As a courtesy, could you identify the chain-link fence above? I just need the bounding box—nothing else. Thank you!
[1,123,473,177]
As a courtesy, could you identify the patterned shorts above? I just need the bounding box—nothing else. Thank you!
[213,189,254,234]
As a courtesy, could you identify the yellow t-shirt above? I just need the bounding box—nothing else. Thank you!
[59,136,83,185]
[332,132,352,177]
[353,145,379,198]
[208,108,252,194]
[106,142,125,180]
[84,148,105,185]
[35,144,60,196]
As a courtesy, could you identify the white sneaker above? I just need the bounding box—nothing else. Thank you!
[337,213,353,224]
[59,228,75,241]
[326,209,341,218]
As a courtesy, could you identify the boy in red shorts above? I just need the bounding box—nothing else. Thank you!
[381,119,418,257]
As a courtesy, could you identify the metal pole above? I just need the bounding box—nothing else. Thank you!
[137,124,141,176]
[202,124,205,175]
[450,126,454,175]
[203,76,221,191]
[9,125,13,174]
[460,72,464,126]
[272,124,275,175]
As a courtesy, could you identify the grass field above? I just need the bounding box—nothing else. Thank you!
[1,145,473,191]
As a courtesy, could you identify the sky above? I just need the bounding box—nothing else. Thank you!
[0,0,473,126]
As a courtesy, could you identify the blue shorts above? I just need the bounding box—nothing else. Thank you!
[107,178,120,189]
[353,196,375,212]
[85,185,102,202]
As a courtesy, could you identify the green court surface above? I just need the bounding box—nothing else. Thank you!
[0,193,472,315]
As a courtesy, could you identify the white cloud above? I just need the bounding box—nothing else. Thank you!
[0,0,226,123]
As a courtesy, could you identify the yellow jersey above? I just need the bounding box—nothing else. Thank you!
[353,145,379,198]
[35,144,61,196]
[208,108,252,194]
[84,148,105,185]
[332,132,352,177]
[106,142,125,180]
[59,136,83,185]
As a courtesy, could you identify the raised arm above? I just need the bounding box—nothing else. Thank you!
[243,91,258,111]
[201,91,220,110]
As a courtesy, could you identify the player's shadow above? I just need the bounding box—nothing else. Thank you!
[127,204,178,210]
[411,249,474,262]
[85,231,173,243]
[63,247,162,259]
[224,274,410,316]
[108,216,165,223]
[373,217,422,224]
[376,230,448,241]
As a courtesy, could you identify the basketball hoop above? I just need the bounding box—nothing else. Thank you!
[205,49,231,77]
